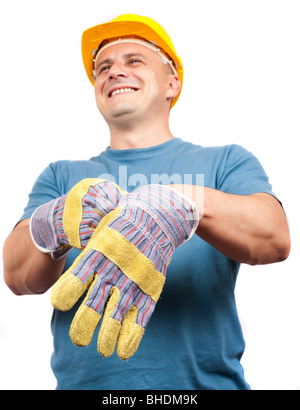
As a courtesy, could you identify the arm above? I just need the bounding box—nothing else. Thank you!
[3,219,66,295]
[170,185,291,265]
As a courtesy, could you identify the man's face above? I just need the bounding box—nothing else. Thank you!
[94,41,176,125]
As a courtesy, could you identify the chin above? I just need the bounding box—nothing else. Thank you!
[109,102,142,119]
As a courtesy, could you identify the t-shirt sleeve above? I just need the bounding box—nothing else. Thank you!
[217,144,277,199]
[18,163,62,223]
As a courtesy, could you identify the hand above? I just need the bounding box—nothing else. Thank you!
[30,178,123,259]
[51,184,199,359]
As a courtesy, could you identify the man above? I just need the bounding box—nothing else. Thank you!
[3,14,290,390]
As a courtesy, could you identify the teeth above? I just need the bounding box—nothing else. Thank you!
[111,88,136,97]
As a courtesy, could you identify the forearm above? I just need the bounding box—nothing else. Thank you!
[169,185,290,265]
[3,219,66,295]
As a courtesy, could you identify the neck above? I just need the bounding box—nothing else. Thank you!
[108,116,175,150]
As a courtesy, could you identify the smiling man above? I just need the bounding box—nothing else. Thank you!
[93,37,181,148]
[3,14,290,390]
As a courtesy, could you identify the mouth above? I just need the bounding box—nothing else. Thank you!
[108,87,139,98]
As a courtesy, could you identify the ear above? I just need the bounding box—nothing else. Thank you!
[166,75,181,100]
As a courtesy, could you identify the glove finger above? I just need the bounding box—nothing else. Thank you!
[108,281,142,324]
[64,179,122,249]
[97,287,121,358]
[70,261,122,349]
[134,293,156,329]
[63,178,105,249]
[51,248,102,311]
[117,292,155,360]
[85,262,121,314]
[79,219,101,248]
[82,181,120,217]
[117,306,145,360]
[69,275,102,347]
[96,279,142,358]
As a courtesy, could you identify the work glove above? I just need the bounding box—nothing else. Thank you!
[51,184,199,360]
[30,178,123,259]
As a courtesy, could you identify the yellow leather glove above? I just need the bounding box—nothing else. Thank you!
[51,185,199,359]
[30,178,122,259]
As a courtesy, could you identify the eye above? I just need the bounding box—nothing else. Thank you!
[101,66,110,73]
[129,59,142,65]
[97,65,110,76]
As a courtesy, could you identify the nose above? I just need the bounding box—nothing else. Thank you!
[108,63,129,80]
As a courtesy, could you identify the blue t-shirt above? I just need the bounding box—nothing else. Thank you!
[20,138,276,390]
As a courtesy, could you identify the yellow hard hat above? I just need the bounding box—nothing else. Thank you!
[81,14,183,108]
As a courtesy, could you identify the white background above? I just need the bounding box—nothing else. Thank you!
[0,0,299,390]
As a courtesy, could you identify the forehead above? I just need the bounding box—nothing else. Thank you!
[95,41,161,65]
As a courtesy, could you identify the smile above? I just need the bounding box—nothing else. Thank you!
[109,88,139,97]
